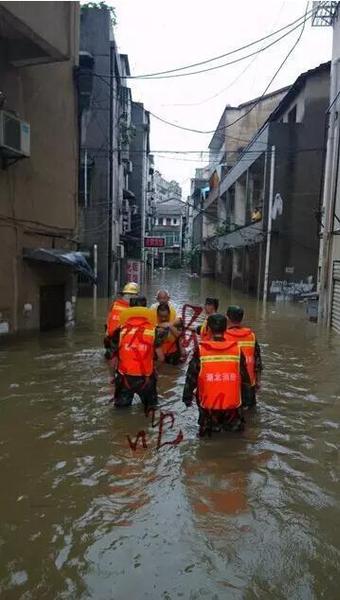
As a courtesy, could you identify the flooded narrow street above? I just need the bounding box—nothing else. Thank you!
[1,270,340,599]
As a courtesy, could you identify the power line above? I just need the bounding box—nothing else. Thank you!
[124,8,313,79]
[84,146,324,158]
[160,55,261,108]
[128,12,313,80]
[93,71,274,147]
[160,1,289,108]
[149,8,309,135]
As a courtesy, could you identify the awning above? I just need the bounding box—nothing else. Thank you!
[23,248,96,282]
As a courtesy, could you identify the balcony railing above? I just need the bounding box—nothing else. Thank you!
[204,219,264,251]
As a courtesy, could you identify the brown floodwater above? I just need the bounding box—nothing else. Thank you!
[1,269,340,599]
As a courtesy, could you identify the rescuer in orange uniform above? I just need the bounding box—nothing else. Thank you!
[110,296,164,408]
[225,305,262,408]
[104,282,139,359]
[182,313,250,436]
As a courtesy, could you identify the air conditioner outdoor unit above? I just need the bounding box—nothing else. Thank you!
[122,157,133,174]
[0,110,30,158]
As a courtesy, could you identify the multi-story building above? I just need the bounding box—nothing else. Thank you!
[126,101,151,280]
[186,168,210,273]
[78,5,131,297]
[201,89,290,271]
[154,171,182,203]
[202,62,330,302]
[313,3,340,332]
[0,1,82,333]
[153,199,185,268]
[208,88,290,177]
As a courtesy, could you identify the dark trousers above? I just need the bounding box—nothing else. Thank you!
[242,385,257,408]
[114,372,158,408]
[164,349,182,365]
[198,406,245,436]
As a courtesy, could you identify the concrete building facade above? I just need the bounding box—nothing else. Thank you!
[0,1,80,333]
[186,168,210,273]
[314,3,340,333]
[78,6,129,298]
[153,199,185,268]
[126,101,151,274]
[202,63,330,303]
[154,171,182,203]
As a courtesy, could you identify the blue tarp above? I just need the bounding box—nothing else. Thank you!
[23,248,96,282]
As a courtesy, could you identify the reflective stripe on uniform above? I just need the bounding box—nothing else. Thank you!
[200,355,239,363]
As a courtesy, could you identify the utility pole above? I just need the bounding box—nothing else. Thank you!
[93,243,98,318]
[263,145,276,305]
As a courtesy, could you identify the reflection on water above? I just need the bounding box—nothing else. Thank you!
[1,269,340,598]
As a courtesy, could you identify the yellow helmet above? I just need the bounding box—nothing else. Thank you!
[122,281,140,295]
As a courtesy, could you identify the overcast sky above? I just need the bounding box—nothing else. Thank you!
[110,0,332,197]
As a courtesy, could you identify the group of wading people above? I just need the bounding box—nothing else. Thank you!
[104,283,262,436]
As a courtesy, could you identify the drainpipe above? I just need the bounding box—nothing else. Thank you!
[179,215,183,265]
[263,145,276,305]
[257,150,268,300]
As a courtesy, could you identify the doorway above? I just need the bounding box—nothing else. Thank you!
[40,284,65,331]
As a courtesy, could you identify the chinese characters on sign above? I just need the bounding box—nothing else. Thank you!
[144,237,165,248]
[126,259,142,284]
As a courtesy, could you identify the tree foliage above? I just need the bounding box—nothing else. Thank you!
[81,2,117,26]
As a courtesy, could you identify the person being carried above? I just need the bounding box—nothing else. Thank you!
[225,305,262,408]
[182,313,250,436]
[110,296,164,409]
[156,302,184,365]
[196,297,219,340]
[104,282,140,359]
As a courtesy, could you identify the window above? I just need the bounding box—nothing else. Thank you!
[288,105,297,123]
[164,232,180,246]
[166,218,171,226]
[163,217,167,226]
[172,218,178,226]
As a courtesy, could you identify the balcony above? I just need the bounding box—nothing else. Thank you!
[0,2,73,66]
[204,220,264,251]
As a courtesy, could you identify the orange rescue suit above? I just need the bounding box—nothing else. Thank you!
[198,338,241,410]
[225,327,256,386]
[118,316,155,377]
[160,329,178,356]
[106,298,129,337]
